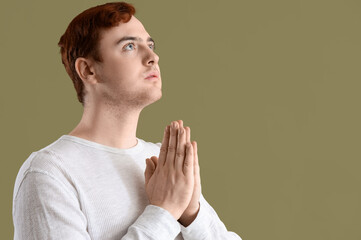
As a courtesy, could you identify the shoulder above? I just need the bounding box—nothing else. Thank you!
[15,150,59,184]
[16,136,70,178]
[13,137,76,204]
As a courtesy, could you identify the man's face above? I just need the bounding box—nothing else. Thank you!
[90,16,162,108]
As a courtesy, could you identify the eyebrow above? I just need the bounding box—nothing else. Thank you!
[115,36,155,45]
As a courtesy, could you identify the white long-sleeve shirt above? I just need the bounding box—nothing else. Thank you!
[13,135,242,239]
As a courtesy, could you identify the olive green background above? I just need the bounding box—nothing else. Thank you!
[1,0,360,239]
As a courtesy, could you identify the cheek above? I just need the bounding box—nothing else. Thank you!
[102,60,128,80]
[109,57,138,77]
[99,52,143,84]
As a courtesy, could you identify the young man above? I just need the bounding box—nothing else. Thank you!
[12,2,241,239]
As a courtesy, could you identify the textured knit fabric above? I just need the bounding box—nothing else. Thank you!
[13,135,242,240]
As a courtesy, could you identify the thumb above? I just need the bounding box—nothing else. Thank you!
[144,158,155,185]
[150,156,159,168]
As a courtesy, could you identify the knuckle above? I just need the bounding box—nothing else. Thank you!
[160,147,167,154]
[167,145,176,152]
[183,160,190,167]
[187,143,193,150]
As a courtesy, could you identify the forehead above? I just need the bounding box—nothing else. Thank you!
[100,16,150,42]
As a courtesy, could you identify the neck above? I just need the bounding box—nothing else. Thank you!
[68,102,141,149]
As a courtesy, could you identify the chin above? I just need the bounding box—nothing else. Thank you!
[149,88,162,103]
[139,89,162,109]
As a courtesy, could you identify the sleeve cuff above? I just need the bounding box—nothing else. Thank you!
[180,195,212,239]
[131,205,181,239]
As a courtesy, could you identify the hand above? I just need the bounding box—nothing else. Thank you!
[175,120,202,227]
[144,121,195,220]
[145,120,202,227]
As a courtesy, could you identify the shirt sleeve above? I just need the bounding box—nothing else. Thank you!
[13,170,91,240]
[179,194,242,240]
[124,205,181,239]
[13,170,181,240]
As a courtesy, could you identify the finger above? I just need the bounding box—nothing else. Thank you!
[183,142,194,177]
[166,121,178,169]
[185,126,191,144]
[192,141,200,174]
[194,141,201,187]
[144,158,155,185]
[192,141,201,193]
[175,126,186,173]
[177,120,183,129]
[192,141,198,167]
[158,125,170,167]
[150,156,158,168]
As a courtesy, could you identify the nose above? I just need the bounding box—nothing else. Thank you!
[143,45,159,67]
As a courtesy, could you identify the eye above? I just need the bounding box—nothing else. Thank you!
[149,43,156,51]
[123,42,136,51]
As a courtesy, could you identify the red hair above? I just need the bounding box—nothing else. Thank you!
[58,2,136,106]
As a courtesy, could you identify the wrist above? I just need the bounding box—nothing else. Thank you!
[178,204,200,227]
[150,203,181,220]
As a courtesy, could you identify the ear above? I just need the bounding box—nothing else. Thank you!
[75,57,97,84]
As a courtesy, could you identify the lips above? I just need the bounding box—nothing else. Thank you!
[145,71,159,80]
